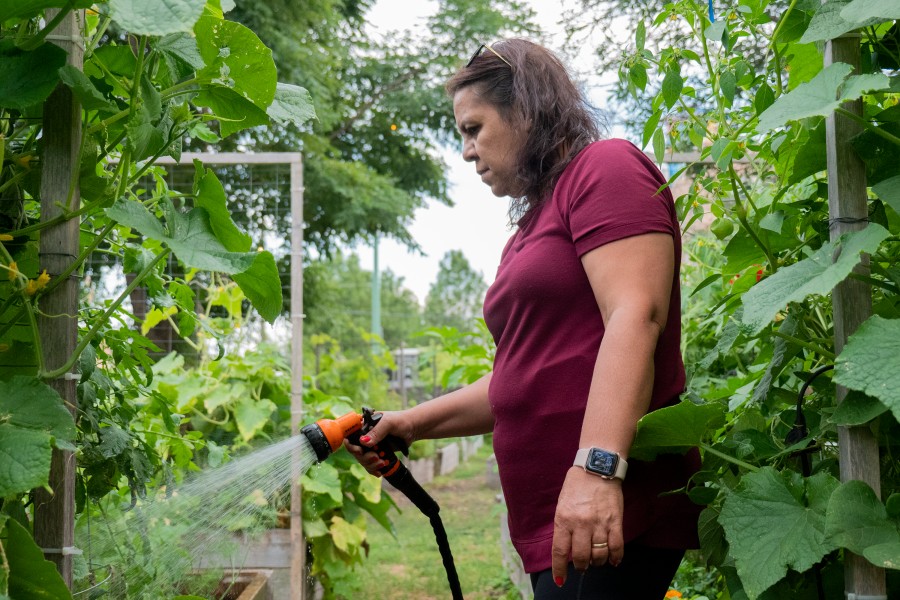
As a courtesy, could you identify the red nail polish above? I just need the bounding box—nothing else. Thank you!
[360,435,371,443]
[554,576,563,587]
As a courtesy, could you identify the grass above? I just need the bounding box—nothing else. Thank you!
[335,441,521,600]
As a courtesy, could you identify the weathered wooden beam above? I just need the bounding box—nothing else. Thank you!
[32,9,83,587]
[824,32,887,599]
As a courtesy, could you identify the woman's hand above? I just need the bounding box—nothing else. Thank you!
[342,410,416,476]
[551,467,625,585]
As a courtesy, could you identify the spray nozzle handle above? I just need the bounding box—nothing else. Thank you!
[345,407,409,476]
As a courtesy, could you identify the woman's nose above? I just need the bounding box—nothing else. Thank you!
[462,139,477,162]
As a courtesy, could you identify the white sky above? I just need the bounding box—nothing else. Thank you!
[355,1,623,305]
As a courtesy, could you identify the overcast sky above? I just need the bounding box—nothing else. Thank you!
[355,1,622,305]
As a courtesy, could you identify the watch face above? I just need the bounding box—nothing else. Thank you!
[587,448,618,476]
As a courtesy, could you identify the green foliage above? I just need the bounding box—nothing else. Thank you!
[611,0,900,597]
[2,518,73,600]
[423,250,488,332]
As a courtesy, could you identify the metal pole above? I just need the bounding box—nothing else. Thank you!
[289,155,306,600]
[371,233,382,350]
[824,32,886,600]
[33,8,83,587]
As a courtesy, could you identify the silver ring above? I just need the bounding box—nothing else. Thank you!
[592,542,608,549]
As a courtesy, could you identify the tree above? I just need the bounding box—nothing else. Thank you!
[424,250,487,331]
[304,251,422,353]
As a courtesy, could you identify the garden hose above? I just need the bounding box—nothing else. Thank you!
[301,408,464,600]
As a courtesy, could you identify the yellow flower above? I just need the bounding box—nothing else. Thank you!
[7,261,18,281]
[0,234,12,241]
[665,592,683,599]
[0,343,8,352]
[23,270,50,296]
[36,269,50,289]
[24,279,39,296]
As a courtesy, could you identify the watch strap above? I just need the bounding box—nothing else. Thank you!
[574,447,628,481]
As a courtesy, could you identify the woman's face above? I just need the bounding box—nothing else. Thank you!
[453,86,526,198]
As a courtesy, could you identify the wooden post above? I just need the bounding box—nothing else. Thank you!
[824,33,887,599]
[32,9,83,587]
[289,155,306,600]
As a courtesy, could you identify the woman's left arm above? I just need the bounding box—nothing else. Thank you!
[550,231,675,586]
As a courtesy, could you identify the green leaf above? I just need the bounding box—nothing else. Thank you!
[57,65,117,112]
[0,375,75,498]
[194,17,276,111]
[193,86,270,138]
[863,543,900,569]
[232,252,283,323]
[192,162,251,252]
[157,33,205,70]
[758,63,889,131]
[635,21,646,51]
[642,109,662,150]
[233,397,276,441]
[759,211,784,234]
[267,83,317,128]
[834,315,900,422]
[720,70,737,106]
[98,425,131,458]
[841,0,900,23]
[825,480,900,557]
[831,390,889,425]
[800,0,884,43]
[705,21,727,42]
[741,224,890,334]
[754,83,775,117]
[5,519,73,600]
[630,401,725,461]
[874,174,900,215]
[329,515,365,553]
[720,468,839,599]
[0,42,67,111]
[109,0,205,36]
[0,0,93,22]
[661,70,683,110]
[302,462,343,503]
[107,198,257,274]
[652,127,665,163]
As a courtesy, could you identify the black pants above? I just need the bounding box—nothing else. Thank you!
[530,544,685,599]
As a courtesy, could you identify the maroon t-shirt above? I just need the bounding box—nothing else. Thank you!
[483,139,701,573]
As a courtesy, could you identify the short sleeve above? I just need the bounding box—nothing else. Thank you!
[554,139,678,257]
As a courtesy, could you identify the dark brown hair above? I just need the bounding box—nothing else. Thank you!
[446,39,603,224]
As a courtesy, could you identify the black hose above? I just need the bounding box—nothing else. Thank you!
[385,463,464,600]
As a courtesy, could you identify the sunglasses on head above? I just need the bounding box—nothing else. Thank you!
[467,42,512,69]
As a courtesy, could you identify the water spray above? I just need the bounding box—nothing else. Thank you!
[301,408,464,600]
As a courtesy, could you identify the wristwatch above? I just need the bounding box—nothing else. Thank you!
[574,447,628,481]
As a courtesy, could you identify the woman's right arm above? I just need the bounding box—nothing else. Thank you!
[344,372,494,472]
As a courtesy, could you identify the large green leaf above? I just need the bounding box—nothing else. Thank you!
[874,174,900,215]
[834,315,900,422]
[720,468,839,599]
[329,515,365,553]
[233,397,276,441]
[106,198,256,274]
[0,42,67,111]
[741,224,890,334]
[193,86,270,138]
[800,0,885,43]
[232,252,283,323]
[194,17,276,111]
[302,461,344,504]
[630,401,725,461]
[4,519,73,600]
[825,480,900,558]
[267,83,317,128]
[109,0,205,36]
[841,0,900,23]
[0,376,75,497]
[758,63,889,132]
[192,162,251,252]
[57,65,117,112]
[863,542,900,570]
[0,0,93,22]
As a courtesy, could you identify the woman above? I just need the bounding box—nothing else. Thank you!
[347,39,700,599]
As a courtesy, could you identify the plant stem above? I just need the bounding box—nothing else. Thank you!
[835,107,900,147]
[728,167,778,270]
[40,248,171,381]
[700,443,759,472]
[18,0,76,51]
[771,330,836,361]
